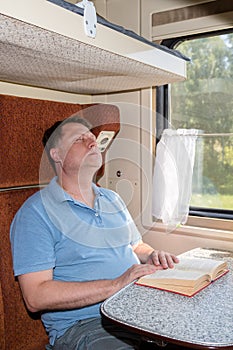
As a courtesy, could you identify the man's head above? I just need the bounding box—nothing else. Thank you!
[42,115,101,174]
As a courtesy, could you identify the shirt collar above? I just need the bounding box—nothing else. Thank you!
[47,177,104,204]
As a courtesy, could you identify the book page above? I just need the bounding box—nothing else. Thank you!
[152,277,211,296]
[137,257,227,285]
[139,267,210,287]
[137,268,211,296]
[174,257,227,279]
[179,258,227,280]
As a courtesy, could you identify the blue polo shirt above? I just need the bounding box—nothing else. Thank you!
[10,177,141,345]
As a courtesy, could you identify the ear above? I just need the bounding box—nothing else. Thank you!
[50,148,62,163]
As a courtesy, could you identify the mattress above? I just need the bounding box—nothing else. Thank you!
[0,0,188,95]
[48,0,189,62]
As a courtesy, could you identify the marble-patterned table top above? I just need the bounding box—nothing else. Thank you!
[101,248,233,349]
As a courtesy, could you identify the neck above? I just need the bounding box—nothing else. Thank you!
[57,173,95,207]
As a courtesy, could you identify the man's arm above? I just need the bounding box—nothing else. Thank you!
[132,240,179,268]
[18,263,158,313]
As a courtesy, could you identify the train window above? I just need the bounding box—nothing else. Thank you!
[160,30,233,223]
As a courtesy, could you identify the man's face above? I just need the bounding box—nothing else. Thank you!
[52,122,102,174]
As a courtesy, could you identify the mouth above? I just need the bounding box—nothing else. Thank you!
[88,149,101,156]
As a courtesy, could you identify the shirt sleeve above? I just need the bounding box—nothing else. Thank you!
[10,197,56,276]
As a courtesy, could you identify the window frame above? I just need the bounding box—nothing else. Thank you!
[156,28,233,222]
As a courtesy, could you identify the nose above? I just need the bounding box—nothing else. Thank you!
[85,132,97,148]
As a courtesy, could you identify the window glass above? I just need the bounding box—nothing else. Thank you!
[170,33,233,211]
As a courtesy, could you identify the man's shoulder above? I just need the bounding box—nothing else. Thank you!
[20,178,57,209]
[17,187,46,213]
[98,186,119,199]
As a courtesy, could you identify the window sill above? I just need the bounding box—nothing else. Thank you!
[186,216,233,232]
[144,217,233,242]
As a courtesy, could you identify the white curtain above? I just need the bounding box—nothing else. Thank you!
[152,129,198,228]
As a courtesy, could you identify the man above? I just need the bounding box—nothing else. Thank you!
[10,115,179,349]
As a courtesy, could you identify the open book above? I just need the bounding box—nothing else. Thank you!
[136,257,228,297]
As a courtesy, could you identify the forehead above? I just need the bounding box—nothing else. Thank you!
[60,122,89,138]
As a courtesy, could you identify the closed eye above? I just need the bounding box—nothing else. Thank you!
[73,136,84,143]
[73,131,96,144]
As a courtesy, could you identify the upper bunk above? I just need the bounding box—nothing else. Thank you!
[0,0,188,95]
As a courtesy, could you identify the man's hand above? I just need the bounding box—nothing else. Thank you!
[114,263,158,290]
[146,250,179,269]
[114,250,179,291]
[132,241,179,269]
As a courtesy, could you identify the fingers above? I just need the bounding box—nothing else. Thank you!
[116,251,179,291]
[118,264,157,288]
[150,251,179,269]
[171,253,180,264]
[130,263,157,279]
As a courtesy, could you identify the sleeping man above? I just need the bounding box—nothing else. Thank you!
[10,114,178,349]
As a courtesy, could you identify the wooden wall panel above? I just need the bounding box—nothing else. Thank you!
[0,95,120,188]
[0,188,48,350]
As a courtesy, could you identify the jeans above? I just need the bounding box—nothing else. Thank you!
[52,317,142,350]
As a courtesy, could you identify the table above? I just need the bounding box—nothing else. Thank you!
[101,248,233,349]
